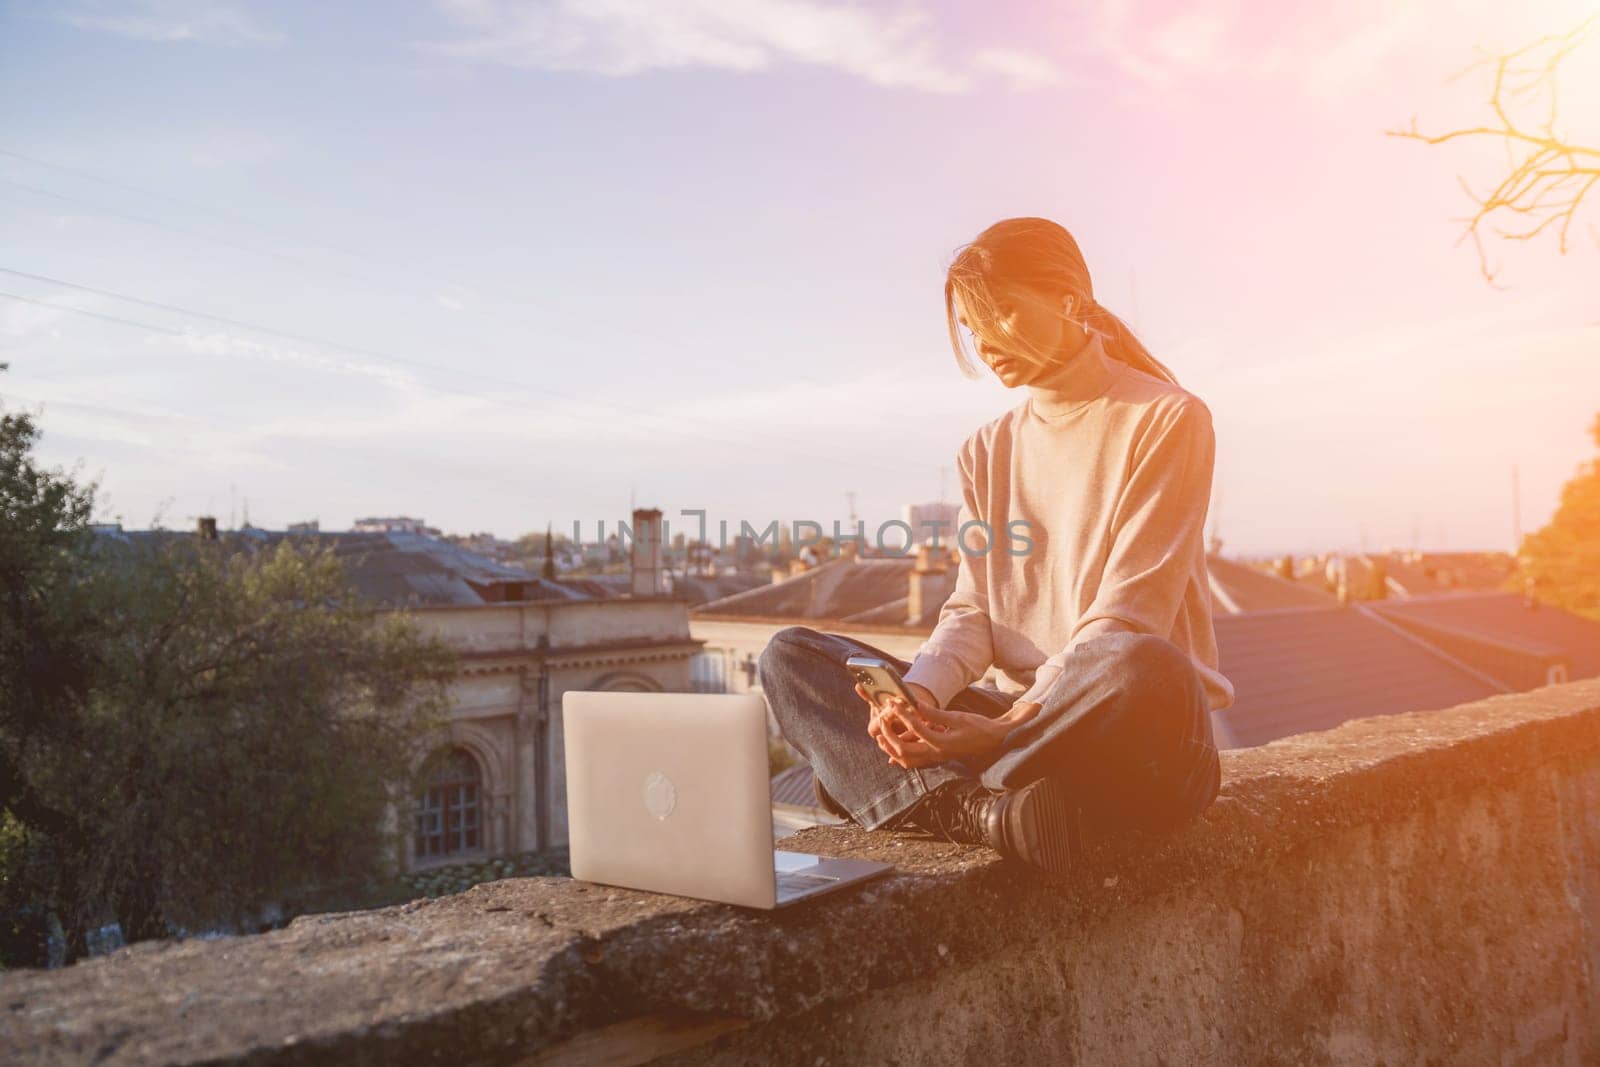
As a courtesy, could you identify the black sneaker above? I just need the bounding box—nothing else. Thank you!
[982,775,1083,880]
[901,777,1082,880]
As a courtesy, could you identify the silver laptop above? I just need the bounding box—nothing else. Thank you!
[562,690,893,909]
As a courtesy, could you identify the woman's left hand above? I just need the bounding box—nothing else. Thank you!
[878,696,1044,769]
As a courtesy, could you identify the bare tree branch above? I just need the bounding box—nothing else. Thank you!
[1387,14,1599,283]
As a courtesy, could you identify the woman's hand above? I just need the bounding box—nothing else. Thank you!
[854,682,938,767]
[855,682,1043,770]
[885,696,1044,769]
[903,699,1042,765]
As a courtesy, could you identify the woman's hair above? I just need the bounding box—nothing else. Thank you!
[944,216,1179,386]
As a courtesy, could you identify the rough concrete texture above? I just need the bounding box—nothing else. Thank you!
[7,678,1600,1065]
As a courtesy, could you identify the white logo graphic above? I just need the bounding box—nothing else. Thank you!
[643,771,677,821]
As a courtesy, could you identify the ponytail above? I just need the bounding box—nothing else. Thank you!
[1080,299,1180,387]
[946,217,1180,387]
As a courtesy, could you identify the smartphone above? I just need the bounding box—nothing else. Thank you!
[845,654,917,710]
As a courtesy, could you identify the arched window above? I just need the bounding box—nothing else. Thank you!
[590,670,660,693]
[414,748,482,859]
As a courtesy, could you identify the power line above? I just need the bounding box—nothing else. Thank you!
[0,287,732,444]
[0,288,542,411]
[0,150,951,524]
[1,265,452,370]
[0,177,322,273]
[0,269,919,472]
[0,389,204,426]
[0,278,927,478]
[0,382,699,534]
[0,148,939,476]
[0,150,743,382]
[0,146,384,266]
[0,288,187,336]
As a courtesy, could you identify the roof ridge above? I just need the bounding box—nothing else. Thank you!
[1353,604,1513,695]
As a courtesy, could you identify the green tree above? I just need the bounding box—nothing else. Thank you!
[78,534,459,943]
[1,366,461,963]
[0,361,106,963]
[1518,413,1600,621]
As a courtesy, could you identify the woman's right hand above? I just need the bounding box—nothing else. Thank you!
[855,682,944,768]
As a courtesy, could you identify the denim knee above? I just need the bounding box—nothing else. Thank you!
[757,625,828,683]
[1114,631,1191,680]
[1108,632,1207,742]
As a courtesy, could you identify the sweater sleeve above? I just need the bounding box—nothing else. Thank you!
[901,437,995,708]
[1014,396,1216,707]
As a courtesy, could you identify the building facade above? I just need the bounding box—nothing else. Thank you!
[102,513,701,873]
[403,596,699,869]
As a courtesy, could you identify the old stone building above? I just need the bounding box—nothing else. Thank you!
[102,509,701,871]
[350,510,701,869]
[402,593,699,867]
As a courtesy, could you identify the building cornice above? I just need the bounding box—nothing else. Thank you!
[452,638,704,676]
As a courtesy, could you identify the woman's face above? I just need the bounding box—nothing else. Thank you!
[955,279,1089,389]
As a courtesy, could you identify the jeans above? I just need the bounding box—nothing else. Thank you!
[757,626,1221,837]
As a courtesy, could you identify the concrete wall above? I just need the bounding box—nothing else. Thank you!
[8,679,1600,1065]
[687,765,1600,1064]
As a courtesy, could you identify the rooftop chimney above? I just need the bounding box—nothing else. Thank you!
[907,544,954,624]
[197,516,218,541]
[629,508,664,597]
[1366,556,1388,600]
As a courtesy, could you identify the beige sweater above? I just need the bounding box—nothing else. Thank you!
[902,329,1235,714]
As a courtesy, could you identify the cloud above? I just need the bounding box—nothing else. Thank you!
[0,296,70,342]
[434,285,475,312]
[969,47,1065,91]
[1079,0,1240,87]
[1144,10,1230,77]
[185,130,290,169]
[427,0,988,92]
[51,1,285,46]
[1247,7,1426,102]
[1075,0,1430,99]
[159,332,425,393]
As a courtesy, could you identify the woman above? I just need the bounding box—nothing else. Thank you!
[758,217,1234,880]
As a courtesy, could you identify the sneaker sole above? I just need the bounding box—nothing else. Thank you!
[1003,776,1078,880]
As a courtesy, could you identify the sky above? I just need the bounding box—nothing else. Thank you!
[1,0,1597,557]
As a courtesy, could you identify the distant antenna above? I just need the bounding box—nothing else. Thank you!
[229,483,236,530]
[1207,482,1223,553]
[1511,463,1522,551]
[845,491,857,525]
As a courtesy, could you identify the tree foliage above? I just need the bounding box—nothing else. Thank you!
[1,366,460,965]
[0,362,107,963]
[1518,413,1600,621]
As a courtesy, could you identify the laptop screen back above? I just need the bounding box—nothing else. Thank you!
[562,690,777,907]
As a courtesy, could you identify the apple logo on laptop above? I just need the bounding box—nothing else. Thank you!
[643,770,677,821]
